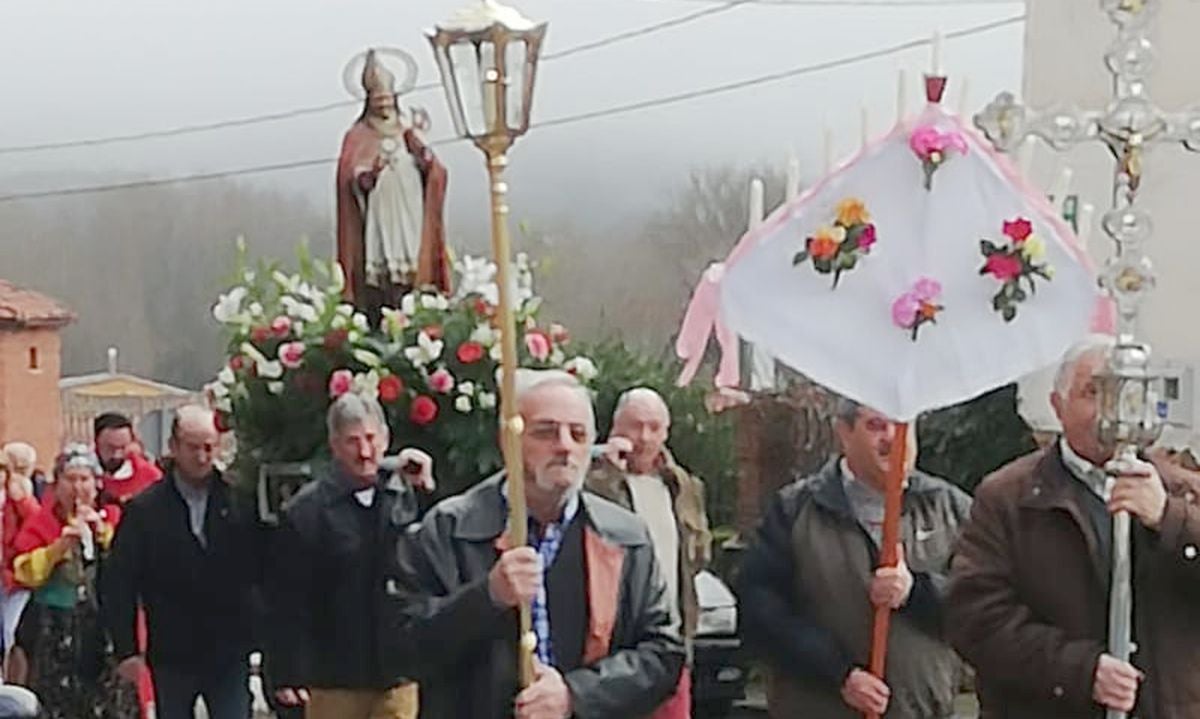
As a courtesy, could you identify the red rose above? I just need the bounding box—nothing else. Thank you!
[1002,217,1033,243]
[423,324,444,341]
[984,253,1024,282]
[456,341,485,364]
[228,355,245,371]
[323,328,350,351]
[474,298,494,317]
[214,412,232,433]
[379,375,404,403]
[410,395,439,426]
[250,326,271,344]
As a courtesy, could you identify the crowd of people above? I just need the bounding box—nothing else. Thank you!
[0,334,1195,719]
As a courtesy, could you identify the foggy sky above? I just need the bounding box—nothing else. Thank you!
[0,0,1025,238]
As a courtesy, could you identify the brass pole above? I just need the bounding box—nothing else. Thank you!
[483,137,536,689]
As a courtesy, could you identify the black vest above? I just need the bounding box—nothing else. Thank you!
[545,508,588,671]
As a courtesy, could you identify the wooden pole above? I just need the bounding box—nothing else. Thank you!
[865,421,909,719]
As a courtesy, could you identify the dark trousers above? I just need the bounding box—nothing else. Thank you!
[151,660,250,719]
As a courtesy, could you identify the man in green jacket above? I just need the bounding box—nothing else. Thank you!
[738,398,972,718]
[586,387,712,718]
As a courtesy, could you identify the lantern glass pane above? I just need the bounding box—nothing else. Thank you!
[505,39,527,130]
[434,44,468,137]
[449,40,485,136]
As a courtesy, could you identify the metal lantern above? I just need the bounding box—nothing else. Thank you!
[427,0,548,691]
[427,0,547,149]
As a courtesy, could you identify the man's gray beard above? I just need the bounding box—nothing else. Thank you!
[532,464,585,496]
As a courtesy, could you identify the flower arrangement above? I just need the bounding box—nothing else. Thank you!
[792,198,878,289]
[207,242,597,492]
[978,216,1054,322]
[909,125,968,190]
[891,277,944,341]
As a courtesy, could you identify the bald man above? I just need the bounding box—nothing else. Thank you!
[586,387,712,718]
[103,405,263,719]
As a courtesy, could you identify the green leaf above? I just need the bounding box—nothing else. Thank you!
[980,239,1000,256]
[793,251,809,265]
[1002,304,1017,322]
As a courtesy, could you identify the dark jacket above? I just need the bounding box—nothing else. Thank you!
[946,446,1200,719]
[738,459,972,719]
[392,474,685,719]
[266,465,419,690]
[102,467,262,671]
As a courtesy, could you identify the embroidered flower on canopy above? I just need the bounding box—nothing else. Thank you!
[793,198,878,289]
[892,277,944,341]
[909,125,968,191]
[979,215,1055,323]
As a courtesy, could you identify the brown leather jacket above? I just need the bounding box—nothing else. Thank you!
[585,449,712,641]
[947,446,1200,719]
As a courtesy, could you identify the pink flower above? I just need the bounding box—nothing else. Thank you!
[891,292,922,329]
[857,224,877,251]
[525,330,551,361]
[270,315,292,338]
[909,126,942,157]
[328,369,353,398]
[429,368,456,394]
[1002,217,1034,243]
[278,341,306,369]
[909,126,968,160]
[984,253,1024,281]
[913,277,942,302]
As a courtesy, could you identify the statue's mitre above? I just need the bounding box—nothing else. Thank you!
[362,49,397,98]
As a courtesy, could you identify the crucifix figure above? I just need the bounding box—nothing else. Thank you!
[974,2,1200,717]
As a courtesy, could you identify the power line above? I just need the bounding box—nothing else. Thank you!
[0,1,751,156]
[659,0,1023,5]
[0,13,1023,204]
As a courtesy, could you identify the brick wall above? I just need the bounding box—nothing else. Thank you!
[0,328,64,473]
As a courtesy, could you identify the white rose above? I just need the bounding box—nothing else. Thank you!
[478,391,497,410]
[457,381,475,396]
[267,381,284,395]
[454,395,472,413]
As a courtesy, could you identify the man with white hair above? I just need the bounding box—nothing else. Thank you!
[267,393,433,719]
[392,370,684,718]
[948,336,1200,718]
[586,387,711,718]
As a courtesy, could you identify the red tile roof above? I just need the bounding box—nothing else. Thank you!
[0,280,75,328]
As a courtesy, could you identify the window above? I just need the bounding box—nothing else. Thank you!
[28,347,38,370]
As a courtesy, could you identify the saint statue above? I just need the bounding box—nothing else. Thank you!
[336,48,451,319]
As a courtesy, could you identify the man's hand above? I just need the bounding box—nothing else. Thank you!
[870,543,914,609]
[841,668,890,715]
[1093,654,1142,712]
[6,474,30,503]
[601,436,633,472]
[274,688,311,707]
[56,523,84,549]
[488,547,542,608]
[396,447,436,493]
[1106,457,1168,530]
[115,655,146,685]
[515,659,572,719]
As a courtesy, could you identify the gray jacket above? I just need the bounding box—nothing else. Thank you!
[390,474,685,719]
[738,459,972,719]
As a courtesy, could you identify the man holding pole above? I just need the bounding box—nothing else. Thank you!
[947,337,1200,718]
[391,370,684,718]
[738,398,971,718]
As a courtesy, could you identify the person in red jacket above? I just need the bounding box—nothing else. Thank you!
[93,414,162,508]
[92,412,161,718]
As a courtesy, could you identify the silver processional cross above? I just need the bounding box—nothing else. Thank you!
[974,1,1200,718]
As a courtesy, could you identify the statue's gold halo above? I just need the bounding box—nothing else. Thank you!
[342,47,419,100]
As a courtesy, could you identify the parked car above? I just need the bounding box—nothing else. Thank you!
[691,570,747,718]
